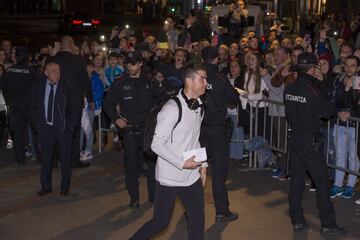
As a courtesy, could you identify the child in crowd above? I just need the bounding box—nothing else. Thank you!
[104,52,124,91]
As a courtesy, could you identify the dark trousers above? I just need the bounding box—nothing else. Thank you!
[71,126,81,165]
[272,116,287,171]
[40,126,73,191]
[131,179,205,240]
[0,111,7,147]
[200,126,230,215]
[288,138,336,227]
[30,126,42,163]
[9,107,29,164]
[123,128,155,201]
[71,108,82,166]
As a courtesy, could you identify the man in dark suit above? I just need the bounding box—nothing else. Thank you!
[47,36,94,168]
[31,62,81,196]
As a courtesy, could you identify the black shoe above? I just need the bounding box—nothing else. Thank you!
[129,200,140,208]
[36,189,52,197]
[320,225,346,236]
[293,222,309,232]
[215,212,238,223]
[73,161,90,168]
[60,189,70,197]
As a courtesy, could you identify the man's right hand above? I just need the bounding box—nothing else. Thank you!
[110,27,119,39]
[115,118,128,129]
[183,156,201,169]
[281,65,291,78]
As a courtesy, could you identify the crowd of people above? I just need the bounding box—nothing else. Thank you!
[1,0,360,238]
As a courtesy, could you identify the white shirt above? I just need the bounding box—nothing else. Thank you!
[152,91,207,187]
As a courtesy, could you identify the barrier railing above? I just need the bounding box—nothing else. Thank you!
[245,98,360,177]
[251,99,288,170]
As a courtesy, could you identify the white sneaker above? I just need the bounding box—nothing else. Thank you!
[25,147,32,157]
[80,152,93,161]
[6,139,13,149]
[356,198,360,205]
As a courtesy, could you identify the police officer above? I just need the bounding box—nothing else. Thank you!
[284,53,345,236]
[0,46,39,165]
[200,46,239,222]
[104,51,158,208]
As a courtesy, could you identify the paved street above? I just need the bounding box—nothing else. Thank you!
[0,149,359,240]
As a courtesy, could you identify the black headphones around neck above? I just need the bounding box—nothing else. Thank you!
[181,90,202,110]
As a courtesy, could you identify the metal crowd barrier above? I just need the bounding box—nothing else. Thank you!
[249,99,288,170]
[244,98,360,178]
[95,108,117,154]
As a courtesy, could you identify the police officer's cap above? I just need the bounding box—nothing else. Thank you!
[108,52,119,59]
[125,51,142,64]
[15,46,29,58]
[201,46,218,62]
[297,53,317,66]
[119,50,127,59]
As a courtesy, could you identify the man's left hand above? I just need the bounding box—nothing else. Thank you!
[259,67,268,77]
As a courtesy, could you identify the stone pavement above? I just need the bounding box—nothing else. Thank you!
[0,151,359,240]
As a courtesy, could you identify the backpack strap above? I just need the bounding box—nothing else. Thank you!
[170,96,182,143]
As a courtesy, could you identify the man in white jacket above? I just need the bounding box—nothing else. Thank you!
[130,66,208,240]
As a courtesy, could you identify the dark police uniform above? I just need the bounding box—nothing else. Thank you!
[104,65,159,206]
[200,59,239,218]
[284,58,338,229]
[0,62,38,164]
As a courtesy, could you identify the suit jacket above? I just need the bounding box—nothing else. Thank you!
[30,78,81,148]
[47,51,94,105]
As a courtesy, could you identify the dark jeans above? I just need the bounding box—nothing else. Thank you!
[130,179,205,240]
[272,116,287,171]
[71,109,82,166]
[200,126,231,215]
[40,126,73,191]
[288,137,336,227]
[9,107,30,163]
[123,128,155,201]
[0,111,7,147]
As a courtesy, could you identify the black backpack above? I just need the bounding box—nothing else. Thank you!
[143,96,182,156]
